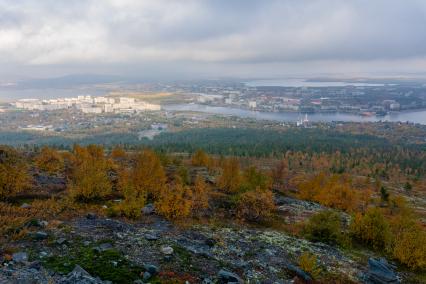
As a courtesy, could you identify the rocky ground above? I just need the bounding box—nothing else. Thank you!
[0,198,401,284]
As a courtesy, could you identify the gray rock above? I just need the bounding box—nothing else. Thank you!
[144,233,159,241]
[143,264,159,276]
[143,271,152,281]
[366,258,399,284]
[12,252,28,263]
[94,243,113,252]
[60,264,104,284]
[218,269,243,284]
[34,231,48,240]
[142,203,155,215]
[160,246,174,255]
[56,237,67,245]
[20,203,31,209]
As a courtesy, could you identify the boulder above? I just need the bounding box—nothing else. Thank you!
[143,264,159,276]
[94,243,113,252]
[142,271,152,281]
[20,203,32,209]
[60,265,104,284]
[56,237,67,245]
[365,258,399,284]
[34,231,48,240]
[12,252,28,263]
[144,233,159,241]
[160,246,174,255]
[142,203,155,215]
[218,269,243,284]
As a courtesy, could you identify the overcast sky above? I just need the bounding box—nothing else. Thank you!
[1,0,426,79]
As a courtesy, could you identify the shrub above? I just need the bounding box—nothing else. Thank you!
[192,175,210,213]
[298,252,321,279]
[237,187,275,221]
[191,149,210,167]
[389,215,426,270]
[68,145,112,200]
[116,169,146,219]
[350,207,391,250]
[35,146,64,175]
[155,177,193,220]
[217,157,242,193]
[303,210,347,246]
[132,149,167,200]
[0,146,30,200]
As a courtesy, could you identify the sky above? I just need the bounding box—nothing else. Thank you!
[1,0,426,80]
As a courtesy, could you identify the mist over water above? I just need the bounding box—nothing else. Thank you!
[164,104,426,125]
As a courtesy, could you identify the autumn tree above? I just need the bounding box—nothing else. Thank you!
[303,210,347,246]
[192,175,210,214]
[0,146,30,200]
[242,166,272,192]
[237,187,275,221]
[155,176,193,220]
[132,149,167,200]
[68,145,112,200]
[110,145,127,161]
[191,149,210,167]
[389,215,426,270]
[112,168,145,218]
[35,146,64,175]
[271,159,289,190]
[350,207,391,250]
[217,157,242,193]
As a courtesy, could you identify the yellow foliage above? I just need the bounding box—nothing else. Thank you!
[116,168,146,218]
[68,145,112,200]
[155,177,193,220]
[35,146,64,174]
[298,252,321,279]
[350,208,391,250]
[237,187,275,221]
[218,157,242,193]
[133,149,167,199]
[192,175,210,213]
[191,149,210,167]
[389,215,426,270]
[0,146,31,200]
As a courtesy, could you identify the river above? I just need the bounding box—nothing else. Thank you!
[163,104,426,125]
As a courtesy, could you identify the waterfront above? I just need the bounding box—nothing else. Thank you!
[164,104,426,125]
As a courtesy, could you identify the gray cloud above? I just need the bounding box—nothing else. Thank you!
[0,0,425,78]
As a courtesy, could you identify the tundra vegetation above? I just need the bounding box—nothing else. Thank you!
[0,126,425,282]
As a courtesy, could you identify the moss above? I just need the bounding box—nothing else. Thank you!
[41,241,143,283]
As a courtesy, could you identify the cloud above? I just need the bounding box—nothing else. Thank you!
[0,0,425,77]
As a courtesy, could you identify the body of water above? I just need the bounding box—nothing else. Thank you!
[164,104,426,125]
[245,79,387,87]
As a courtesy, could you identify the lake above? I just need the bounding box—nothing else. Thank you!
[245,78,388,87]
[164,104,426,125]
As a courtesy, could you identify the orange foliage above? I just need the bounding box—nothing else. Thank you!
[237,187,275,221]
[192,175,210,213]
[132,149,167,199]
[218,157,242,193]
[0,146,31,200]
[68,145,112,200]
[155,177,193,220]
[35,146,64,174]
[191,149,210,167]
